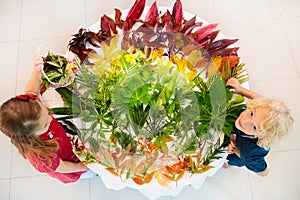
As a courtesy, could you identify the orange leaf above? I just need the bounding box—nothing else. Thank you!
[175,170,185,181]
[106,167,119,176]
[132,176,145,185]
[144,173,154,183]
[163,135,173,142]
[221,56,240,68]
[196,147,203,166]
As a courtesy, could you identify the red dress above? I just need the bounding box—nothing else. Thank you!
[26,116,85,183]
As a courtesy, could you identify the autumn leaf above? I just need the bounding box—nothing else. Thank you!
[154,171,171,188]
[132,175,145,185]
[106,167,119,176]
[144,173,154,183]
[207,55,222,77]
[194,165,214,174]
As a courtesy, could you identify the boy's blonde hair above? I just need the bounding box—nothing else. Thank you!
[247,97,294,149]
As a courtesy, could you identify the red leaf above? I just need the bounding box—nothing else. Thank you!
[212,47,240,57]
[103,15,117,34]
[195,23,218,42]
[114,8,123,29]
[161,10,174,31]
[100,15,111,38]
[197,30,220,46]
[172,0,183,24]
[207,39,239,54]
[181,16,198,34]
[145,1,158,23]
[126,0,146,23]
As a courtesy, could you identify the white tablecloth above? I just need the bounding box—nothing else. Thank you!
[87,153,227,200]
[49,5,249,199]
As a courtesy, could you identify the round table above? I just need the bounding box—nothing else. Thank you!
[75,6,234,199]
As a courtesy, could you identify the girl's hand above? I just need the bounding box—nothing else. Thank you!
[79,162,89,172]
[227,140,237,154]
[226,78,243,94]
[33,53,44,72]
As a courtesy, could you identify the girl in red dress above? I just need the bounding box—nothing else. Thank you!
[0,54,89,183]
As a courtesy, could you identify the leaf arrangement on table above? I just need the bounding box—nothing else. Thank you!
[45,0,249,187]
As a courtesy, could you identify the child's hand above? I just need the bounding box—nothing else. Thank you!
[227,140,237,154]
[79,162,89,172]
[226,78,243,94]
[33,53,44,72]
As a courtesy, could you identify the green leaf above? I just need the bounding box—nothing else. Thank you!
[88,137,100,153]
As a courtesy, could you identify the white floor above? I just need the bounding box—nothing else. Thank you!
[0,0,300,199]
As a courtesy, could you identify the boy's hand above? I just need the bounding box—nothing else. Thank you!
[227,140,237,154]
[226,78,243,94]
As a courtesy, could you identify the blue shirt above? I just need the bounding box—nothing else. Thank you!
[226,119,270,173]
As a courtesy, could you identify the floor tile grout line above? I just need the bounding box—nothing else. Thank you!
[9,0,23,198]
[14,0,23,96]
[246,171,255,200]
[281,17,300,77]
[18,35,74,43]
[270,148,300,154]
[8,145,12,200]
[9,174,48,180]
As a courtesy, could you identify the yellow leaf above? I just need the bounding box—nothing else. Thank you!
[194,165,214,174]
[188,70,197,81]
[187,50,202,67]
[207,56,221,77]
[151,48,164,62]
[154,172,171,188]
[171,54,187,73]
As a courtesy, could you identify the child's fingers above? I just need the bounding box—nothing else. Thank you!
[227,145,234,154]
[227,141,237,154]
[33,53,44,71]
[230,140,236,147]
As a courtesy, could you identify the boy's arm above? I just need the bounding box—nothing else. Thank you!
[24,54,43,95]
[226,78,263,99]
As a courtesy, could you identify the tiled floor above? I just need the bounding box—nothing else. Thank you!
[0,0,300,200]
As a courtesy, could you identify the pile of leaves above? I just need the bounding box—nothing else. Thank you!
[40,51,77,93]
[48,0,249,187]
[68,0,247,84]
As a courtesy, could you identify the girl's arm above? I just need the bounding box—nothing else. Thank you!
[226,78,262,99]
[55,159,88,173]
[24,54,43,94]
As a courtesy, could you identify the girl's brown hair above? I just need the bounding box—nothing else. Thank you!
[0,98,58,163]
